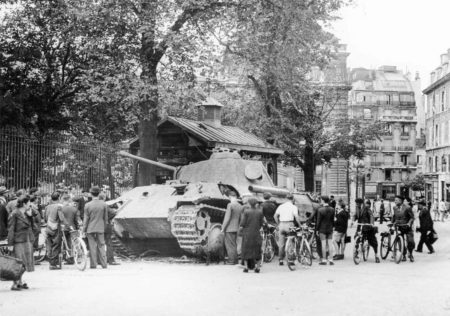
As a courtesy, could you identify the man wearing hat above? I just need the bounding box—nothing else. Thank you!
[0,186,9,240]
[83,186,108,269]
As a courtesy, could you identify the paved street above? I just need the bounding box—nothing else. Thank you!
[1,222,450,316]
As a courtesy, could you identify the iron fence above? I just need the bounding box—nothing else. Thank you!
[0,129,133,199]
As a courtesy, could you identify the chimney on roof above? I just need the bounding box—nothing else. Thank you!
[441,53,449,65]
[197,97,223,128]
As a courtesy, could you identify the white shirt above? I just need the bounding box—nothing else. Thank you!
[439,201,447,211]
[275,201,298,222]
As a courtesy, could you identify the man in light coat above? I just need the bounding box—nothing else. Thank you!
[221,191,243,265]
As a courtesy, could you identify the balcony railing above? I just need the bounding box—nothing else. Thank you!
[400,132,410,137]
[381,146,397,152]
[397,146,413,152]
[380,115,416,122]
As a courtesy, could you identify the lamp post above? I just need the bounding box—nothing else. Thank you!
[354,158,365,199]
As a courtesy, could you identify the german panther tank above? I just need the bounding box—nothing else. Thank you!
[112,148,318,257]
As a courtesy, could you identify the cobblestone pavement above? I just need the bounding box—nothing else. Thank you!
[1,221,450,316]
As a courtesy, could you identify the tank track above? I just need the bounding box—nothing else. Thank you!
[170,203,226,255]
[111,233,139,259]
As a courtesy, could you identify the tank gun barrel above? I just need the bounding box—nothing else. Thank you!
[118,151,177,172]
[248,185,290,197]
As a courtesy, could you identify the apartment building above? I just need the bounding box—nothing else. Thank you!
[348,66,418,200]
[423,50,450,202]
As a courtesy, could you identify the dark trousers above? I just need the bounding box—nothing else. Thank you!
[224,232,238,264]
[401,229,415,255]
[417,230,434,252]
[315,233,323,258]
[87,233,107,269]
[104,231,116,264]
[46,229,62,266]
[362,229,378,254]
[379,210,385,224]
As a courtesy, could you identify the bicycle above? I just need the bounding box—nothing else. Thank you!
[58,228,88,271]
[285,225,313,271]
[353,223,374,265]
[261,223,276,263]
[379,223,408,264]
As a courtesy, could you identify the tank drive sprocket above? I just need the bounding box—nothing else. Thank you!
[171,204,225,256]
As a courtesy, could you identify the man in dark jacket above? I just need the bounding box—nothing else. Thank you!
[356,200,380,263]
[416,201,434,254]
[83,186,108,269]
[221,191,243,264]
[316,195,335,265]
[333,199,349,260]
[261,192,277,225]
[392,195,415,262]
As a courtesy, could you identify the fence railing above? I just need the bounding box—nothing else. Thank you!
[0,129,133,199]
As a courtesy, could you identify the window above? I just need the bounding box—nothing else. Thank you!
[442,156,447,172]
[442,90,446,112]
[429,157,433,172]
[401,124,409,136]
[385,124,393,135]
[385,169,392,181]
[445,121,450,144]
[436,124,439,146]
[401,155,408,165]
[435,156,439,172]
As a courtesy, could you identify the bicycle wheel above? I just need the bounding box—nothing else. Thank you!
[380,235,390,260]
[263,235,276,263]
[353,237,362,265]
[73,237,88,271]
[393,236,404,264]
[285,238,297,271]
[362,239,370,262]
[298,240,313,266]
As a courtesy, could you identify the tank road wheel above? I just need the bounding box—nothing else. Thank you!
[195,210,212,247]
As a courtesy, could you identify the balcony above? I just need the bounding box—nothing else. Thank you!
[380,115,416,122]
[397,146,413,152]
[381,146,396,152]
[370,162,384,167]
[366,145,380,151]
[400,132,410,138]
[399,101,415,107]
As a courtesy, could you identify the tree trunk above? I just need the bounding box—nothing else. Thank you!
[304,141,314,192]
[137,110,158,186]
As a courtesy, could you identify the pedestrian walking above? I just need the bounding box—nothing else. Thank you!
[333,199,349,260]
[317,196,335,265]
[439,199,447,222]
[221,191,243,265]
[329,195,337,209]
[100,192,120,265]
[7,195,35,290]
[432,199,439,221]
[275,194,300,266]
[44,192,68,270]
[239,197,264,273]
[83,186,108,269]
[416,201,435,254]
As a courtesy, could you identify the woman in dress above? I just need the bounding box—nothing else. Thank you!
[239,197,264,273]
[7,195,35,290]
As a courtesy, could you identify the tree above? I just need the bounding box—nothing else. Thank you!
[205,0,353,191]
[0,1,91,136]
[404,173,425,192]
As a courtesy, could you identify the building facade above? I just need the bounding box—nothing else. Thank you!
[348,66,418,200]
[423,50,450,202]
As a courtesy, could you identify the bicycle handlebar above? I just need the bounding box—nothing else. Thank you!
[355,223,374,226]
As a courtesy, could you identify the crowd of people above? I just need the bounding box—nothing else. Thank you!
[0,185,119,291]
[221,192,440,272]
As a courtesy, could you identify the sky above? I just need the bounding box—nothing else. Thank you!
[331,0,450,89]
